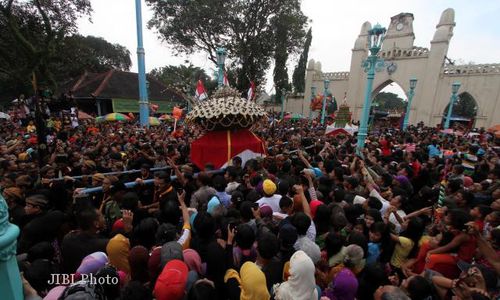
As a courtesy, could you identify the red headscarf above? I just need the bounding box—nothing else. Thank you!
[154,259,188,300]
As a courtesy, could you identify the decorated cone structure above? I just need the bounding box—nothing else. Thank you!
[191,130,265,169]
[187,87,267,170]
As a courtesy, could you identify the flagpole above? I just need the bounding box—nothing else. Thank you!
[135,0,149,127]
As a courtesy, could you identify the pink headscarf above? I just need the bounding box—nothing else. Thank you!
[183,249,203,275]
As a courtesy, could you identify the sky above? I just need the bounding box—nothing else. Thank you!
[77,0,500,98]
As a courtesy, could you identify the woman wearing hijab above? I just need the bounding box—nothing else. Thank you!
[273,250,318,300]
[322,244,362,300]
[207,196,225,218]
[224,261,270,300]
[106,233,131,274]
[183,249,203,276]
[154,259,189,300]
[277,224,298,264]
[75,252,108,278]
[129,246,150,284]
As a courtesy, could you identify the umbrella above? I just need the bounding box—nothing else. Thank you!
[440,128,454,134]
[96,113,130,122]
[149,116,160,126]
[0,112,10,119]
[284,113,303,120]
[78,111,93,120]
[440,129,463,136]
[158,114,172,121]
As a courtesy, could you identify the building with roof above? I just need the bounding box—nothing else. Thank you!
[60,69,184,115]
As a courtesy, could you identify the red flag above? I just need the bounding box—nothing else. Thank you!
[190,129,266,170]
[195,80,208,100]
[247,81,255,101]
[223,72,229,86]
[172,106,183,120]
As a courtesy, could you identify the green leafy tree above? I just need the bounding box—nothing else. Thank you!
[443,92,477,118]
[53,35,131,83]
[146,0,307,92]
[292,27,312,93]
[273,1,307,101]
[0,0,92,94]
[149,64,217,96]
[373,92,406,111]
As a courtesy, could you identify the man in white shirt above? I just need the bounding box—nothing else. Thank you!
[256,179,282,213]
[366,184,407,233]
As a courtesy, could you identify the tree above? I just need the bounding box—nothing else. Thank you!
[146,0,308,92]
[443,92,477,118]
[149,64,217,96]
[0,0,92,93]
[373,92,406,111]
[54,35,131,82]
[273,1,307,101]
[292,27,312,93]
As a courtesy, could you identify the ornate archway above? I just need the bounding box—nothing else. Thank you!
[304,8,500,128]
[442,92,478,128]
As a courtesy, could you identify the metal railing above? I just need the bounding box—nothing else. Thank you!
[63,141,320,194]
[51,166,172,181]
[77,169,225,194]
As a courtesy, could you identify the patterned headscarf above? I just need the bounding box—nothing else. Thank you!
[106,234,130,274]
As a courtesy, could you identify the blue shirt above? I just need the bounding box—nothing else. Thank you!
[216,191,231,208]
[367,242,381,265]
[428,144,441,158]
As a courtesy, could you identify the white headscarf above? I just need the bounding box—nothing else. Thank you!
[273,250,318,300]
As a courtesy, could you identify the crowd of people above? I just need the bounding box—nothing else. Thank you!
[1,104,499,300]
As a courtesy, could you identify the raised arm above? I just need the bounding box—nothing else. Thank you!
[168,157,186,187]
[403,207,432,221]
[428,233,468,255]
[298,150,313,169]
[467,222,500,275]
[177,190,189,227]
[294,184,311,219]
[302,170,317,201]
[177,190,191,249]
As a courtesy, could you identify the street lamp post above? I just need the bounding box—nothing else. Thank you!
[444,82,461,129]
[321,79,330,125]
[357,24,387,151]
[135,0,149,127]
[216,47,227,88]
[0,194,22,300]
[280,89,286,120]
[402,78,417,131]
[309,86,316,121]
